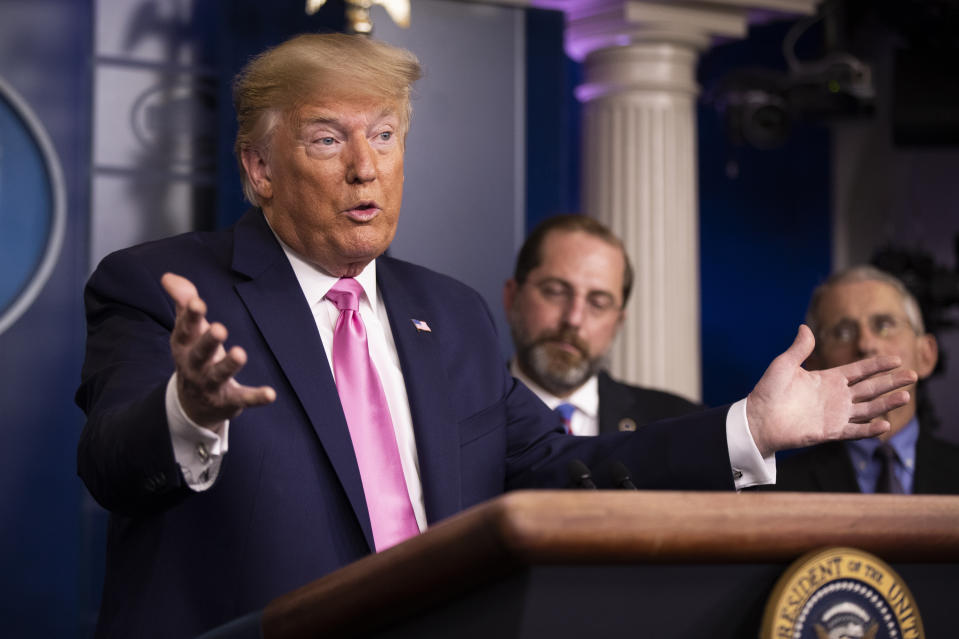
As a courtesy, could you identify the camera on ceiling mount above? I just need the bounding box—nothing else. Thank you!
[706,6,876,150]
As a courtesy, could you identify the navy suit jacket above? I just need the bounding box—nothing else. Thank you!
[772,430,959,494]
[76,209,734,638]
[597,371,703,435]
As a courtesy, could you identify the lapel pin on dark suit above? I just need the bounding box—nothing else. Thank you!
[618,418,637,432]
[411,318,432,333]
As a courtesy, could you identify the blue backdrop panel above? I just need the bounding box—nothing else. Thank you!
[0,98,54,312]
[0,0,93,636]
[698,20,832,406]
[525,8,581,235]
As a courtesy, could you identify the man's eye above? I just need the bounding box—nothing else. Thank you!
[874,316,898,336]
[377,131,392,141]
[317,137,335,146]
[542,285,563,296]
[832,324,857,343]
[539,284,567,299]
[587,295,615,312]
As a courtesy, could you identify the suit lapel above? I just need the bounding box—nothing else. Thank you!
[597,371,635,435]
[811,443,861,492]
[231,210,374,549]
[377,259,461,523]
[913,431,959,494]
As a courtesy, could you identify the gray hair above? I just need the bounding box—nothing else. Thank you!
[805,265,926,337]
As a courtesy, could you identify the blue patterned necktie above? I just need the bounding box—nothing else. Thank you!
[874,443,904,494]
[555,403,576,435]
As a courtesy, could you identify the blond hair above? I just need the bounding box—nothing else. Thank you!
[232,33,422,205]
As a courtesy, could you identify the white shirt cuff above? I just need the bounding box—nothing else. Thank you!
[727,397,776,490]
[166,373,230,491]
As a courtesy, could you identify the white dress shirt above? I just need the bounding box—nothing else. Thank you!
[510,360,775,489]
[511,362,601,436]
[166,245,427,532]
[167,239,772,506]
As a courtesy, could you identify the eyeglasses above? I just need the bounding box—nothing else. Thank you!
[532,279,621,318]
[820,314,916,345]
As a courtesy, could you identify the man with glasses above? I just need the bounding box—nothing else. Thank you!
[774,265,959,494]
[503,215,702,443]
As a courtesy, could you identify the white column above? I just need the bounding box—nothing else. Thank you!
[580,41,703,400]
[550,0,818,401]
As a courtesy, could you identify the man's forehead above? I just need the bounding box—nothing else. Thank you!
[299,101,397,120]
[533,231,625,292]
[541,230,623,263]
[821,279,905,317]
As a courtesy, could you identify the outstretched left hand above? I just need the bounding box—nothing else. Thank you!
[746,324,917,458]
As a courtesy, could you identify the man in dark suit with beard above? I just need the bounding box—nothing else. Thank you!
[503,215,702,442]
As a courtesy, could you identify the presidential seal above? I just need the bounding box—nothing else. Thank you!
[760,547,924,639]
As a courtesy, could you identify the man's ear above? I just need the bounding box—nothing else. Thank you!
[240,147,273,201]
[614,307,626,330]
[916,333,939,380]
[503,279,518,313]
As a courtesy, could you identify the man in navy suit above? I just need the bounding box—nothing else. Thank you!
[504,214,701,445]
[76,34,915,638]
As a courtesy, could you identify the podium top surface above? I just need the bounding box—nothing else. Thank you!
[262,490,959,637]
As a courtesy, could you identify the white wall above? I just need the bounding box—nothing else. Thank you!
[374,2,527,357]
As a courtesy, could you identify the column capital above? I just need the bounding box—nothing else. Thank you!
[531,0,820,61]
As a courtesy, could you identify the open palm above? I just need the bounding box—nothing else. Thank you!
[746,325,915,457]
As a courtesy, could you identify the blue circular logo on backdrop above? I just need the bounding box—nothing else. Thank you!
[0,75,65,335]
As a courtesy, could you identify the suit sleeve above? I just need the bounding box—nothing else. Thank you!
[75,250,191,515]
[502,378,735,491]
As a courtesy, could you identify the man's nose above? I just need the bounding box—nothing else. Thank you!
[856,325,880,357]
[561,295,587,328]
[346,138,376,184]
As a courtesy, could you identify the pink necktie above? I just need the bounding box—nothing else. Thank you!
[325,278,419,551]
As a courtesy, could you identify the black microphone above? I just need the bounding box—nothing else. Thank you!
[567,459,597,489]
[609,460,638,490]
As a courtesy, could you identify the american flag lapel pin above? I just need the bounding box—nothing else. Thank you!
[411,318,432,333]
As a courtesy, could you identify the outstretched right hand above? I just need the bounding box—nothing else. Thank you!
[162,272,276,428]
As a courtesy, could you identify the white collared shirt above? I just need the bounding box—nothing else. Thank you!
[284,250,425,531]
[509,360,775,489]
[167,246,427,533]
[511,362,600,436]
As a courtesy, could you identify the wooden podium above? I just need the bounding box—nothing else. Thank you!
[251,491,959,637]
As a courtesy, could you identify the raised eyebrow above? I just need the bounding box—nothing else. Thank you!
[300,107,399,130]
[371,110,400,132]
[375,105,398,120]
[828,318,858,334]
[300,117,344,137]
[536,277,573,289]
[587,288,616,298]
[587,290,617,303]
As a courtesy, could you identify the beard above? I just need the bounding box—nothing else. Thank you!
[509,312,603,396]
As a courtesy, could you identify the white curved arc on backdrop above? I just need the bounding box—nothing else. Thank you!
[0,73,66,336]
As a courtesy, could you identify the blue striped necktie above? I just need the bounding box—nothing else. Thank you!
[874,443,904,494]
[555,403,575,435]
